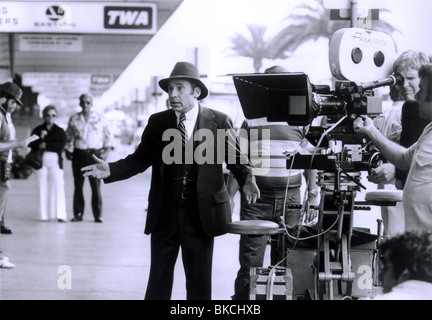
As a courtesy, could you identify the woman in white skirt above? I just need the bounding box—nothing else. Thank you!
[29,105,67,222]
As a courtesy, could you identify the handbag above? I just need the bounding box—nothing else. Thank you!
[24,148,43,170]
[0,161,11,181]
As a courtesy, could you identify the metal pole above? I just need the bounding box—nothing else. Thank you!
[8,34,14,79]
[350,0,358,28]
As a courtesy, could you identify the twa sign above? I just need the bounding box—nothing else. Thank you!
[104,5,156,31]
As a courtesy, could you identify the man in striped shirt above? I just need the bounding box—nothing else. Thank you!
[229,66,319,300]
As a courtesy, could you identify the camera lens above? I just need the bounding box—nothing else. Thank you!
[351,47,363,64]
[374,51,385,67]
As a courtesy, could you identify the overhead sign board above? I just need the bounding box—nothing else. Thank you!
[91,74,112,86]
[22,72,91,87]
[0,2,157,34]
[90,74,113,95]
[19,35,83,52]
[104,6,154,31]
[23,72,113,97]
[31,85,88,94]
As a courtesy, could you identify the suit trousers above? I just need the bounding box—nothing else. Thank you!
[144,198,214,300]
[71,149,102,219]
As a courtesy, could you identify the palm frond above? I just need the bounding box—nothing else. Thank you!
[227,0,399,72]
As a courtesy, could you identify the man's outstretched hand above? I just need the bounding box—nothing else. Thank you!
[81,154,111,179]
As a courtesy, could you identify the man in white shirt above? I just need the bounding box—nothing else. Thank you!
[368,51,429,236]
[354,63,432,232]
[65,94,113,223]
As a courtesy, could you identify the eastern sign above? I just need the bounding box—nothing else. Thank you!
[0,1,157,34]
[45,5,66,22]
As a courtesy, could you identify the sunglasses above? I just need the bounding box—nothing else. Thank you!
[45,114,57,117]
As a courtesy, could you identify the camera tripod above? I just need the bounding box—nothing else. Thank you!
[228,166,401,300]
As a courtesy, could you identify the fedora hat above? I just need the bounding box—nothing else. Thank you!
[159,62,208,100]
[0,82,24,107]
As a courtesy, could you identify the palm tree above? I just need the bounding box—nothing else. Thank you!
[228,0,399,70]
[227,24,277,73]
[268,0,399,60]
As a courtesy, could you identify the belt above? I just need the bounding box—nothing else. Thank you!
[74,148,103,153]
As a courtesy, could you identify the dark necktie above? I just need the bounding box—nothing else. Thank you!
[178,113,187,151]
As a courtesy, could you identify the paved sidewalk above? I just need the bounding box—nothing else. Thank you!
[0,143,243,300]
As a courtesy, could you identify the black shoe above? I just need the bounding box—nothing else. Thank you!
[94,218,103,223]
[71,215,83,222]
[0,225,12,234]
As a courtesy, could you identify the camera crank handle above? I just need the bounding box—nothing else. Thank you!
[337,165,366,190]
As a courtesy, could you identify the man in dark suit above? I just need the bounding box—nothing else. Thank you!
[81,62,260,300]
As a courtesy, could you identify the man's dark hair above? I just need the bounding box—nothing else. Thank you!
[380,231,432,283]
[264,65,288,74]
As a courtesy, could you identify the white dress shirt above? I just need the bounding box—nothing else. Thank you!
[175,103,199,140]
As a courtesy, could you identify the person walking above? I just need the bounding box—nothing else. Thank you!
[65,93,113,223]
[28,105,67,222]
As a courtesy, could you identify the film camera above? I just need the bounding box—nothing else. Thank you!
[232,27,403,172]
[229,28,404,300]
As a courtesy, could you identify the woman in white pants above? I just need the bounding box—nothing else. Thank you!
[29,105,67,222]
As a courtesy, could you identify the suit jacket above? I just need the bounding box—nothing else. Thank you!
[29,123,66,169]
[105,105,251,237]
